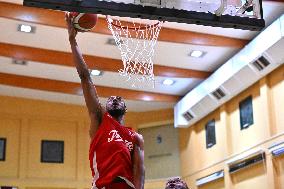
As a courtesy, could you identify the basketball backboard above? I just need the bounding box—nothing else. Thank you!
[23,0,265,30]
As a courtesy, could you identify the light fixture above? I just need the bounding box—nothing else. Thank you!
[226,149,265,173]
[269,142,284,157]
[272,147,284,156]
[18,24,35,33]
[162,79,175,86]
[106,38,116,45]
[189,50,206,58]
[12,59,27,65]
[90,69,103,76]
[141,95,153,101]
[106,38,123,46]
[196,170,224,186]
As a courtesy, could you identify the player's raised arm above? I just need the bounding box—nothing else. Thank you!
[65,12,105,139]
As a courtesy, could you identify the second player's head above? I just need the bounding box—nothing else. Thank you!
[165,177,189,189]
[106,96,127,118]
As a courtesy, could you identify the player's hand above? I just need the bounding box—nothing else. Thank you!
[65,12,78,43]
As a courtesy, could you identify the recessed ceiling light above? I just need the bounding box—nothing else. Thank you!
[189,50,206,58]
[142,95,153,101]
[162,79,175,86]
[12,59,27,65]
[90,69,103,76]
[106,38,123,46]
[18,24,36,33]
[106,38,117,45]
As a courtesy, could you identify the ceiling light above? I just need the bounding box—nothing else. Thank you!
[162,79,175,86]
[18,24,35,33]
[106,38,116,45]
[106,38,123,46]
[142,95,153,101]
[189,50,206,58]
[12,59,27,65]
[90,69,103,76]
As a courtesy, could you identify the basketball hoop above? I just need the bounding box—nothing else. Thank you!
[106,16,163,88]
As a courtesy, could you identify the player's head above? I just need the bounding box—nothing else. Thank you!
[106,96,127,117]
[165,177,189,189]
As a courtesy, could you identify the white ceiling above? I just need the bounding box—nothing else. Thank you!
[0,0,283,112]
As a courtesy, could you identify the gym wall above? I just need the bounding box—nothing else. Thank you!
[179,64,284,189]
[0,95,173,189]
[1,61,282,189]
[139,124,180,180]
[0,97,92,189]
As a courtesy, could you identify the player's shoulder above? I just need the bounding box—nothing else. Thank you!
[123,127,144,141]
[136,133,144,141]
[133,132,144,143]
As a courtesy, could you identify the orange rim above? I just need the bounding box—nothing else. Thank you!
[106,15,161,30]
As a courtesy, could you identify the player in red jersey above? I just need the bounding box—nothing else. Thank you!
[65,13,145,189]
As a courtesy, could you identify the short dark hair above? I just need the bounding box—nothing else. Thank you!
[165,177,189,189]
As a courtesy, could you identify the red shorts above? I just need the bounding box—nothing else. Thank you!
[104,182,133,189]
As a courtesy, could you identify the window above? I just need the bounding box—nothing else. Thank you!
[41,140,64,163]
[0,138,6,161]
[239,96,254,130]
[206,119,216,148]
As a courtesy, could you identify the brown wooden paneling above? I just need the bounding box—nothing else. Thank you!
[0,42,211,79]
[0,72,181,102]
[0,2,249,47]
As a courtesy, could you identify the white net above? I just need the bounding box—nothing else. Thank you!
[106,16,163,88]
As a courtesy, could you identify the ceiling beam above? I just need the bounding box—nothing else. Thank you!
[0,72,181,102]
[0,42,211,79]
[0,2,249,47]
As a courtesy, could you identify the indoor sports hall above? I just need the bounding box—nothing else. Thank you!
[0,0,284,188]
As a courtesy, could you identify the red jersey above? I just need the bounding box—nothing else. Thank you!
[89,112,136,189]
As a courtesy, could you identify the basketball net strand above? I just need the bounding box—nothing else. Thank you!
[106,17,163,88]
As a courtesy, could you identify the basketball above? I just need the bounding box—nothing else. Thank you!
[70,12,98,32]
